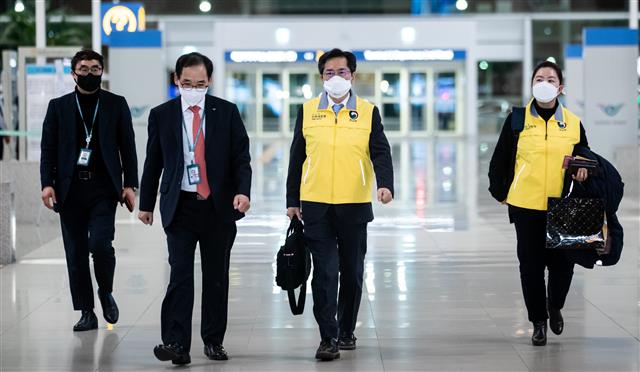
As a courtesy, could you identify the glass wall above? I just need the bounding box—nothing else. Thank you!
[477,61,523,135]
[226,63,465,137]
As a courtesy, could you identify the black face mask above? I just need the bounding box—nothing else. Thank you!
[75,74,102,92]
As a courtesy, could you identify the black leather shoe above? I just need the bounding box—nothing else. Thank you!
[549,308,564,335]
[204,344,229,361]
[154,343,191,365]
[73,310,98,331]
[338,333,357,350]
[98,289,119,324]
[532,320,547,346]
[315,338,340,361]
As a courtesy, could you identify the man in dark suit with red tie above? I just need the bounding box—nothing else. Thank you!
[138,52,251,365]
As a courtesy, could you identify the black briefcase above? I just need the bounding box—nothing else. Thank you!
[275,216,311,315]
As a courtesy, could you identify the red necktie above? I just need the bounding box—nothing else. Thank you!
[189,106,210,199]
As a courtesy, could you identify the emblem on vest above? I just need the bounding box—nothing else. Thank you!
[349,111,358,121]
[557,121,567,130]
[312,113,327,120]
[524,123,535,130]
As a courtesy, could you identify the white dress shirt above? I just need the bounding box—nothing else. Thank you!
[327,92,350,109]
[180,97,206,192]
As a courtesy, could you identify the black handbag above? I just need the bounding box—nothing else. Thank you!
[275,216,311,315]
[546,181,606,251]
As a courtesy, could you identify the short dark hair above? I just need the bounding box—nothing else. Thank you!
[175,52,213,79]
[531,60,563,85]
[318,48,357,75]
[71,50,104,71]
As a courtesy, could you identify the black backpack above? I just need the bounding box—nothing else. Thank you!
[276,216,311,315]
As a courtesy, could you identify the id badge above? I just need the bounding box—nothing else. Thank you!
[77,148,92,166]
[187,163,201,185]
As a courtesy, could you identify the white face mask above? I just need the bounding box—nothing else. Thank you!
[323,76,352,98]
[179,87,207,106]
[532,81,559,103]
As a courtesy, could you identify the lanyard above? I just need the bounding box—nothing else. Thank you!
[181,108,206,160]
[75,94,100,148]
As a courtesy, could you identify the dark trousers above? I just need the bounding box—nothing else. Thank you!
[304,205,367,340]
[59,175,118,311]
[512,208,575,322]
[161,194,236,351]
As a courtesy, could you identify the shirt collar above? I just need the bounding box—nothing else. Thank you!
[318,90,357,111]
[528,98,564,122]
[181,96,205,113]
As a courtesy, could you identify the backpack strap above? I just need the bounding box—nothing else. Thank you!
[511,106,525,133]
[287,283,307,315]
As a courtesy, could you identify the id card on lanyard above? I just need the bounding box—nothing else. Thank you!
[183,110,206,185]
[75,94,100,166]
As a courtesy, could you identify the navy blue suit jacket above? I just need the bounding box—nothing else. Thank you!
[139,95,251,227]
[40,90,138,206]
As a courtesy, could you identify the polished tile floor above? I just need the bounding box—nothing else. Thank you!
[1,139,639,371]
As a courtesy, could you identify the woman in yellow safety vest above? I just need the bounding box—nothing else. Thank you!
[488,61,590,347]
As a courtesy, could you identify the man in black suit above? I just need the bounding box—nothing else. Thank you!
[138,52,251,366]
[40,50,138,331]
[286,48,394,361]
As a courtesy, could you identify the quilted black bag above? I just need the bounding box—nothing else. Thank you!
[276,216,311,315]
[546,182,606,251]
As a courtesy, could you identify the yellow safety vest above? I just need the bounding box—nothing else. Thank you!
[506,100,581,211]
[300,94,375,204]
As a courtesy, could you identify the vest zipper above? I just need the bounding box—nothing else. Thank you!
[303,156,311,184]
[359,159,366,186]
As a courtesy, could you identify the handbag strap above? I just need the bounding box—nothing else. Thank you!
[287,282,307,315]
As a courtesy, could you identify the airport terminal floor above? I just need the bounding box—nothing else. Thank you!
[1,138,639,372]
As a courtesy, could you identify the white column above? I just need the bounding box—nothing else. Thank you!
[92,0,102,53]
[630,0,638,29]
[522,16,533,104]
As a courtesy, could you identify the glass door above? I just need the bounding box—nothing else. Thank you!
[226,71,257,133]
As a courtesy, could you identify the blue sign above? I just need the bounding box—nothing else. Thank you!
[101,3,146,45]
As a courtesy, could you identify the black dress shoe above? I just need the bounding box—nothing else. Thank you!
[338,333,357,350]
[98,289,119,324]
[154,343,191,365]
[532,320,547,346]
[73,310,98,332]
[204,344,229,361]
[549,308,564,335]
[315,338,340,361]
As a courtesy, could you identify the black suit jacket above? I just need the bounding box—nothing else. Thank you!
[40,90,138,206]
[139,95,252,227]
[286,105,394,225]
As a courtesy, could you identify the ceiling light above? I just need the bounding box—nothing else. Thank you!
[15,0,25,13]
[401,27,416,44]
[199,1,212,13]
[275,28,290,45]
[455,0,468,11]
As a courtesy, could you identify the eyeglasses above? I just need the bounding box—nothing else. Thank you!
[75,66,103,76]
[180,83,208,92]
[323,68,351,79]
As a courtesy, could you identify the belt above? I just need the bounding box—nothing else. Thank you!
[180,191,208,201]
[78,170,94,181]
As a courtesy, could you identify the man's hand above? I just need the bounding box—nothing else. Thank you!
[138,211,153,225]
[233,194,250,213]
[121,187,136,212]
[377,188,393,204]
[287,207,302,220]
[41,186,57,210]
[572,167,588,182]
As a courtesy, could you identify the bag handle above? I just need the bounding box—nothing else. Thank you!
[287,282,307,315]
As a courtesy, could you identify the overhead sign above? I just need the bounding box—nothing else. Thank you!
[225,49,466,63]
[101,3,146,45]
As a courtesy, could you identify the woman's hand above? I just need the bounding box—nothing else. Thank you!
[572,168,588,182]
